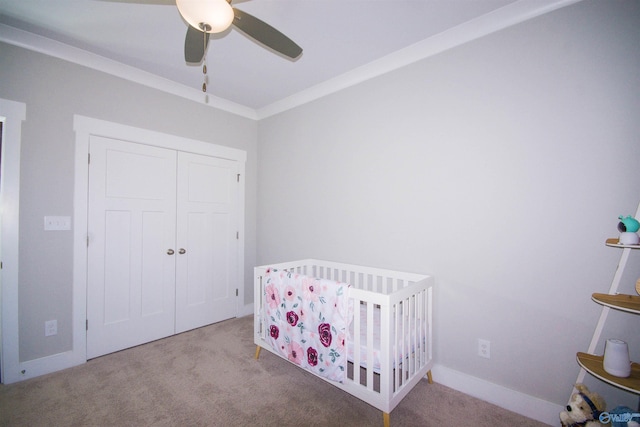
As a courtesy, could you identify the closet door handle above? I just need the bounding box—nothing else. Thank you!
[167,249,175,255]
[179,248,186,254]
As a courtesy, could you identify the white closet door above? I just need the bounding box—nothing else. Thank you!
[175,152,238,333]
[87,137,177,359]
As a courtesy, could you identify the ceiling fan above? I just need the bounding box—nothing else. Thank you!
[105,0,303,63]
[178,0,302,63]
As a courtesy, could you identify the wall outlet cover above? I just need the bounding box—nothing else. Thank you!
[45,319,57,336]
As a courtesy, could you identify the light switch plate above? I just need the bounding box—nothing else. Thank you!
[44,216,71,231]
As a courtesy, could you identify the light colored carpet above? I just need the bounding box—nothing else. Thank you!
[0,315,549,426]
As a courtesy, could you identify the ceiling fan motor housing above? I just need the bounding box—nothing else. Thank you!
[176,0,234,33]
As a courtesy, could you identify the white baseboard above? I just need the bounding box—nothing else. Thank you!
[431,364,562,426]
[3,350,85,384]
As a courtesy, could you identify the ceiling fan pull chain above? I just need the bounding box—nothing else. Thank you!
[202,29,208,92]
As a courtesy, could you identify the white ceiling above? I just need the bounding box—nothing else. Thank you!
[0,0,578,118]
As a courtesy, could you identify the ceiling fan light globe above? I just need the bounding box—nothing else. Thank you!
[176,0,234,34]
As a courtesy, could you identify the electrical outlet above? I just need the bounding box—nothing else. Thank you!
[478,339,490,359]
[45,320,57,337]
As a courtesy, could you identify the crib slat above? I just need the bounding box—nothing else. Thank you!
[415,291,420,368]
[419,290,426,367]
[366,302,375,390]
[409,295,416,375]
[414,295,418,375]
[255,274,265,340]
[427,286,433,361]
[403,297,409,378]
[380,302,392,399]
[402,298,408,381]
[353,298,361,386]
[393,302,400,391]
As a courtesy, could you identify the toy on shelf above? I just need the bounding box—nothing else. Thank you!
[618,215,640,245]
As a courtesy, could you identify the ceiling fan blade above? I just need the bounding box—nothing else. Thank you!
[232,8,302,59]
[95,0,175,4]
[184,25,210,63]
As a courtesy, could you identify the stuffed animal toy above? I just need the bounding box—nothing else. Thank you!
[560,383,607,427]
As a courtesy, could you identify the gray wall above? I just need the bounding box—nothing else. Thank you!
[0,42,258,362]
[257,0,640,407]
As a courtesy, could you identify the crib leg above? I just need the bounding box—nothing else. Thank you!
[426,370,433,384]
[254,345,262,360]
[383,412,390,427]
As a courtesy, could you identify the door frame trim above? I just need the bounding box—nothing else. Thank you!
[0,98,26,384]
[73,115,246,366]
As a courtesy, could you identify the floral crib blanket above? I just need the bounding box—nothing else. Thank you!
[263,268,353,383]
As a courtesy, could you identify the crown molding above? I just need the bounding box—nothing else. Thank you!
[256,0,582,119]
[1,0,581,121]
[0,23,258,120]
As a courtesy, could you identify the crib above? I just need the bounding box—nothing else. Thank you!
[254,259,434,426]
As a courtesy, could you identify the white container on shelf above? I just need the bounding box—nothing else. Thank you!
[619,232,640,245]
[603,339,631,378]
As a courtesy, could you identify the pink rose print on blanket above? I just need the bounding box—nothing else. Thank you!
[287,341,304,365]
[286,311,299,327]
[336,332,346,352]
[318,323,332,347]
[307,347,318,366]
[284,285,296,301]
[303,277,320,302]
[265,283,280,309]
[269,325,279,340]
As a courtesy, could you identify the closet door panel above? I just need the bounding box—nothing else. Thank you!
[185,211,210,306]
[87,136,177,359]
[140,211,170,316]
[175,152,238,333]
[210,212,232,299]
[102,210,132,324]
